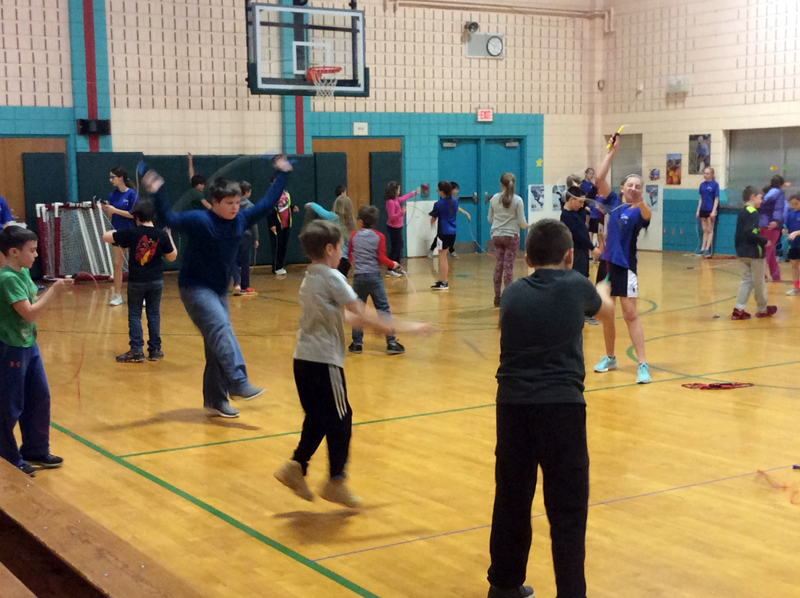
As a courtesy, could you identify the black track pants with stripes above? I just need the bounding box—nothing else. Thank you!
[292,359,352,479]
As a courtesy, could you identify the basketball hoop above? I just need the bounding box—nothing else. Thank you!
[306,66,342,98]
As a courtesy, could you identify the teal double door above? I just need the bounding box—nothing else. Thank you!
[438,138,525,251]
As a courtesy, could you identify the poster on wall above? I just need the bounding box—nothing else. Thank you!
[649,169,660,181]
[689,135,711,174]
[551,185,566,210]
[667,154,682,185]
[528,185,545,211]
[645,185,660,211]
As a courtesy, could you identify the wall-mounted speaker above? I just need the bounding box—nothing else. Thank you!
[76,119,111,136]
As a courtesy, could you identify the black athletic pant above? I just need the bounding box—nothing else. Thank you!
[292,359,352,479]
[270,227,290,272]
[387,225,403,263]
[488,403,589,598]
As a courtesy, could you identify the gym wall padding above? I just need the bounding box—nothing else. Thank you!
[278,154,315,266]
[369,151,402,249]
[313,152,348,210]
[76,152,144,203]
[22,152,68,279]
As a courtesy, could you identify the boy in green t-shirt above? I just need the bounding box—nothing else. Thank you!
[0,226,73,476]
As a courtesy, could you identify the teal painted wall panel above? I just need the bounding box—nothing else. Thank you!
[304,112,544,196]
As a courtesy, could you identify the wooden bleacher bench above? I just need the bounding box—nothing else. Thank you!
[0,561,36,598]
[0,459,205,598]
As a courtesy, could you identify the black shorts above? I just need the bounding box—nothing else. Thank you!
[596,261,638,297]
[588,218,601,233]
[788,248,800,261]
[699,210,712,219]
[436,234,456,252]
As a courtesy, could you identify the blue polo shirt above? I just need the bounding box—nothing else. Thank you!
[600,192,650,272]
[430,196,459,236]
[0,196,13,226]
[699,181,719,212]
[108,188,140,230]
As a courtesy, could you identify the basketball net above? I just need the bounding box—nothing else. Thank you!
[306,66,342,99]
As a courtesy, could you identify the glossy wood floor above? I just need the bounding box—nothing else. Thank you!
[28,251,800,598]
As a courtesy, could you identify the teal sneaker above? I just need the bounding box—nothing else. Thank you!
[594,355,618,373]
[637,362,651,384]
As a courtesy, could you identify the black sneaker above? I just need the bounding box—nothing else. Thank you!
[487,585,534,598]
[348,342,363,354]
[116,351,145,363]
[25,454,63,469]
[431,280,449,291]
[386,340,405,355]
[18,463,38,477]
[204,403,239,418]
[147,349,164,361]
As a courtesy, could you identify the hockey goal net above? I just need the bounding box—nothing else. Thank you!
[36,202,127,280]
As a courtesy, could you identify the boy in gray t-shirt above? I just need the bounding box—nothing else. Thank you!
[274,220,395,509]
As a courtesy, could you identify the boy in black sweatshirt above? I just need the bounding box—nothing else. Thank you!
[732,186,776,320]
[561,186,597,324]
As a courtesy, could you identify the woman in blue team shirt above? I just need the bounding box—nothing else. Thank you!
[695,167,720,257]
[102,167,139,306]
[591,135,652,385]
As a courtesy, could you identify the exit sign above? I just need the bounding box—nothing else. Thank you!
[477,109,494,123]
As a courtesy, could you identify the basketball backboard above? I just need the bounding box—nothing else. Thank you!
[246,2,369,97]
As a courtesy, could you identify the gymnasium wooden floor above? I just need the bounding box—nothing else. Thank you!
[29,251,800,598]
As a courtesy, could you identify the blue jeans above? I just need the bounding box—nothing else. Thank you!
[127,280,163,353]
[351,273,396,344]
[232,233,253,288]
[179,286,249,409]
[0,341,51,468]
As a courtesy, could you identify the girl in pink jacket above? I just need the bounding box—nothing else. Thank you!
[384,181,418,277]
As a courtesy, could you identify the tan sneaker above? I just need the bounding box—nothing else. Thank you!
[274,460,313,501]
[319,478,362,509]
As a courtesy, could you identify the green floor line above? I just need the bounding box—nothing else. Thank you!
[625,326,800,382]
[118,377,687,459]
[643,295,737,316]
[50,422,381,598]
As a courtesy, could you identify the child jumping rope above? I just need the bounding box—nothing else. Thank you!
[591,135,653,385]
[103,166,140,306]
[430,181,458,291]
[384,182,418,277]
[232,181,259,296]
[145,156,293,418]
[102,200,178,362]
[732,187,776,319]
[785,193,800,296]
[274,220,432,508]
[695,167,719,257]
[305,186,356,277]
[488,173,528,307]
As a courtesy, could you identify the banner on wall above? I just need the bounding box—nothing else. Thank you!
[667,154,682,185]
[528,184,545,211]
[551,185,566,210]
[645,184,660,211]
[689,134,711,174]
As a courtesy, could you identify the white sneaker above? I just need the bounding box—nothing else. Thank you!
[450,252,459,259]
[787,287,800,296]
[386,269,402,277]
[427,250,435,259]
[109,294,123,306]
[275,268,287,275]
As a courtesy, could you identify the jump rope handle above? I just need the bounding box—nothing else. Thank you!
[606,125,625,149]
